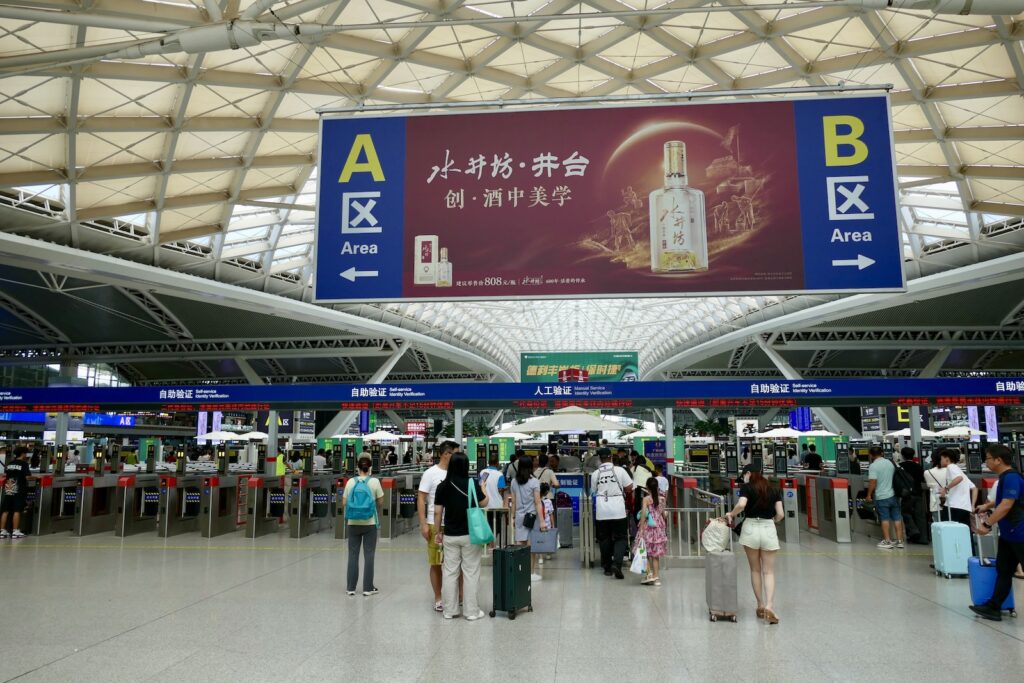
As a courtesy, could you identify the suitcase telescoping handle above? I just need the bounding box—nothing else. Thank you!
[973,519,994,566]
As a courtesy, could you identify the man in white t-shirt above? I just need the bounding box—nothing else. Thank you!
[591,450,634,579]
[939,448,977,525]
[418,440,456,611]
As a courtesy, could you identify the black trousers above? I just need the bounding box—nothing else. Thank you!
[987,536,1024,609]
[596,517,628,571]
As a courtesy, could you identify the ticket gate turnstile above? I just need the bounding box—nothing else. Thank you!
[777,478,800,544]
[33,474,82,535]
[157,474,202,537]
[806,475,851,543]
[288,474,333,538]
[245,475,287,538]
[74,475,121,536]
[115,474,161,537]
[200,475,240,538]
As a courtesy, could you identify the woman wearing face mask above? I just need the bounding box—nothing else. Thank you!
[725,464,784,624]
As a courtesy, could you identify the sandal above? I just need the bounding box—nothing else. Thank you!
[756,607,766,619]
[434,601,443,612]
[764,609,779,625]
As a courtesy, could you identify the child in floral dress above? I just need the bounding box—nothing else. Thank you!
[636,477,669,585]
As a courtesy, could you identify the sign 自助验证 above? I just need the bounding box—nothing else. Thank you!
[315,95,903,302]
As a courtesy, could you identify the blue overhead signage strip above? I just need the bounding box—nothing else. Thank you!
[0,378,1022,409]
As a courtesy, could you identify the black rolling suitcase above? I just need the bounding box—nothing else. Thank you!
[490,544,532,620]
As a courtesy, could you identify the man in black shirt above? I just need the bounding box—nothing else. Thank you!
[803,444,823,470]
[900,447,926,543]
[1,446,31,539]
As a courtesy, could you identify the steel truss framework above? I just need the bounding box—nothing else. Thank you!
[0,2,1022,383]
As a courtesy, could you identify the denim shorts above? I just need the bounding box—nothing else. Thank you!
[875,496,902,522]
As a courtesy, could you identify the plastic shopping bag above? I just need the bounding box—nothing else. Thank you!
[702,517,730,554]
[630,538,648,575]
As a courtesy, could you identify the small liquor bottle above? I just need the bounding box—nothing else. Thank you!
[649,141,708,273]
[436,247,452,287]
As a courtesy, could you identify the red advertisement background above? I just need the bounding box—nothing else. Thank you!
[401,101,803,297]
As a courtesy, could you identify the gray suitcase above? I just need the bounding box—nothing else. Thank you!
[557,507,573,548]
[705,550,738,622]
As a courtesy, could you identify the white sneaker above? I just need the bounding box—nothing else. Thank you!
[895,540,905,549]
[538,557,544,564]
[877,540,894,549]
[530,573,543,582]
[346,591,356,596]
[464,610,486,622]
[0,530,9,539]
[11,530,25,539]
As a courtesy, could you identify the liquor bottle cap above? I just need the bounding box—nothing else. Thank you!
[440,247,448,260]
[663,140,687,177]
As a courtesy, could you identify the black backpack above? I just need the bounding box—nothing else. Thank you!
[892,464,914,499]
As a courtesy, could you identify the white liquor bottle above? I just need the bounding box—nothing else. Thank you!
[435,247,452,287]
[649,141,708,273]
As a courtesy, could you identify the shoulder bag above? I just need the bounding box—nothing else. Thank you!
[461,482,494,545]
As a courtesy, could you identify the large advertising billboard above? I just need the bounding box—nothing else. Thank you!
[315,95,902,302]
[521,352,639,382]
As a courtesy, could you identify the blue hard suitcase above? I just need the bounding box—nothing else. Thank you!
[967,557,1017,616]
[931,521,970,578]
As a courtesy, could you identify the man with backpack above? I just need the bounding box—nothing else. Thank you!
[899,447,926,543]
[970,444,1024,621]
[866,446,906,550]
[342,455,384,596]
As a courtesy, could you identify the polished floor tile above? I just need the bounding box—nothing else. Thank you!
[0,527,1020,682]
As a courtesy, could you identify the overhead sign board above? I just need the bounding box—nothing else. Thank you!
[521,352,639,382]
[1,378,1022,411]
[315,94,902,302]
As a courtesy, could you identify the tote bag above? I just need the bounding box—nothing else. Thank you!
[466,482,494,545]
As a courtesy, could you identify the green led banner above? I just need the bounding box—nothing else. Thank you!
[520,352,639,382]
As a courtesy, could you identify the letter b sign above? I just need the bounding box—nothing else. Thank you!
[823,115,868,167]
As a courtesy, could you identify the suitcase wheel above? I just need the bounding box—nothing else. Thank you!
[509,611,516,620]
[527,606,533,612]
[709,613,717,622]
[730,615,738,623]
[489,610,495,618]
[1010,610,1017,618]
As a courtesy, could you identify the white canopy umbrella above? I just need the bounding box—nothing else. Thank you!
[802,429,840,437]
[630,428,666,438]
[516,406,637,434]
[242,431,268,441]
[491,432,532,441]
[885,427,939,439]
[361,430,401,442]
[195,430,245,442]
[754,427,803,439]
[935,426,987,438]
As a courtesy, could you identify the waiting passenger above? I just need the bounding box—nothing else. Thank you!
[67,449,80,467]
[924,451,947,524]
[0,446,31,539]
[866,446,905,549]
[725,464,783,623]
[510,455,545,582]
[900,447,925,543]
[803,444,823,471]
[787,449,801,470]
[313,449,327,470]
[418,440,455,613]
[969,444,1024,621]
[479,453,508,547]
[342,455,384,596]
[635,476,668,586]
[433,452,488,620]
[591,449,634,580]
[938,448,976,525]
[654,464,670,504]
[535,454,559,501]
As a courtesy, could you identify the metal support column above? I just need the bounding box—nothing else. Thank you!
[267,410,278,474]
[664,408,674,465]
[756,337,862,439]
[317,341,411,439]
[55,412,69,445]
[454,409,464,445]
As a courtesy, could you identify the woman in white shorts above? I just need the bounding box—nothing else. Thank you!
[726,464,784,625]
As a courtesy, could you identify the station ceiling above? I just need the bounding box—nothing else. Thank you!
[0,1,1023,385]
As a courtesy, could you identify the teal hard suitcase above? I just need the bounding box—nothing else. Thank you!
[490,545,532,619]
